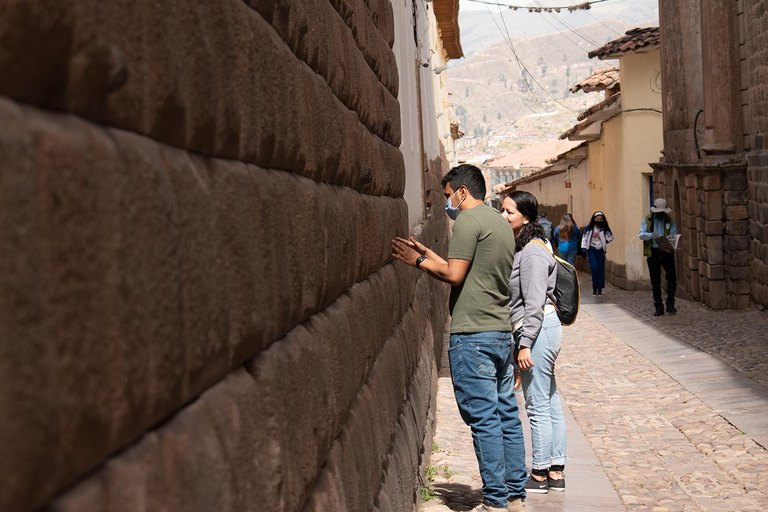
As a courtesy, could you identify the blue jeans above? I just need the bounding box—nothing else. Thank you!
[587,247,606,289]
[449,331,527,507]
[559,250,577,265]
[518,314,566,470]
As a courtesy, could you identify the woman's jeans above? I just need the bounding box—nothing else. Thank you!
[587,247,606,289]
[518,314,566,470]
[559,250,577,265]
[449,331,527,507]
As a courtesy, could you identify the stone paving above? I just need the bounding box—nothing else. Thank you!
[421,285,768,512]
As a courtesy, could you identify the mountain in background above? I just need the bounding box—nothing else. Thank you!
[450,0,658,161]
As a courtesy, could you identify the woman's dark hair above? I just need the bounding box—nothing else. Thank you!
[587,211,612,234]
[558,214,573,242]
[508,191,547,252]
[441,164,486,199]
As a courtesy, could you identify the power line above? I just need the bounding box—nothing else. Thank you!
[493,6,579,113]
[582,8,624,36]
[529,5,590,50]
[485,4,549,115]
[533,0,602,47]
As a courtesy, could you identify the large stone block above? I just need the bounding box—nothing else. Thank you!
[709,279,728,309]
[706,236,724,264]
[49,369,281,512]
[723,172,748,191]
[0,100,412,511]
[725,235,751,251]
[0,1,404,197]
[327,0,399,91]
[704,220,724,235]
[725,220,749,236]
[242,0,401,144]
[725,205,749,220]
[702,174,722,191]
[704,191,723,220]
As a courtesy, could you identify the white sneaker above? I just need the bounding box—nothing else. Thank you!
[471,503,507,512]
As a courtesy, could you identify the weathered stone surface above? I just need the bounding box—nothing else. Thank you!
[725,220,749,236]
[702,174,722,191]
[723,172,748,191]
[0,99,412,511]
[704,264,725,281]
[705,191,723,220]
[706,236,724,265]
[328,0,399,91]
[725,235,751,251]
[0,1,404,197]
[725,205,749,220]
[242,0,401,144]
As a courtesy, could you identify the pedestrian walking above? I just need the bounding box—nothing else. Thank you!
[581,211,613,296]
[502,191,567,496]
[638,198,678,316]
[537,211,554,246]
[392,164,527,512]
[553,213,581,265]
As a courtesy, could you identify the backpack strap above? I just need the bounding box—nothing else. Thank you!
[524,239,557,305]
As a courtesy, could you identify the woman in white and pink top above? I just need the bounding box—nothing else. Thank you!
[580,211,613,296]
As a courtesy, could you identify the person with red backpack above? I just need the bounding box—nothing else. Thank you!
[502,191,567,495]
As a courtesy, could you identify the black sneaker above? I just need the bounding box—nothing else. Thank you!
[592,288,597,296]
[547,474,565,492]
[524,475,549,494]
[653,308,665,316]
[666,305,677,315]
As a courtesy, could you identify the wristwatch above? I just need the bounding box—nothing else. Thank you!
[415,255,427,269]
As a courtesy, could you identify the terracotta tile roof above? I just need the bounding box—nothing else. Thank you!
[433,0,463,59]
[492,142,588,195]
[486,138,583,170]
[570,66,620,94]
[576,91,621,121]
[588,27,660,59]
[560,93,622,140]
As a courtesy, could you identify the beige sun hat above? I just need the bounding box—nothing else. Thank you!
[650,198,672,213]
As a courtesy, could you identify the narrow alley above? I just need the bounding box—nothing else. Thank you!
[423,284,768,511]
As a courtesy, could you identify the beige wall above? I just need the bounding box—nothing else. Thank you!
[516,160,590,228]
[585,50,664,284]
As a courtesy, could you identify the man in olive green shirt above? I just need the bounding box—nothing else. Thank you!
[392,164,527,512]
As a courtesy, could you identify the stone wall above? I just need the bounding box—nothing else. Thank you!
[656,0,768,310]
[746,0,768,308]
[0,1,450,511]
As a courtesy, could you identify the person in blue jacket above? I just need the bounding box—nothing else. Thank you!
[553,213,581,265]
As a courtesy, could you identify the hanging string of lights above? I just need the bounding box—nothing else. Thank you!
[465,0,608,12]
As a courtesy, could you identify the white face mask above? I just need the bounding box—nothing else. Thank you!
[445,189,465,220]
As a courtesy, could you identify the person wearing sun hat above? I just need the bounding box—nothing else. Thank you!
[639,198,678,316]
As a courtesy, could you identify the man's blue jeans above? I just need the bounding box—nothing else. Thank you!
[518,313,567,470]
[449,331,527,507]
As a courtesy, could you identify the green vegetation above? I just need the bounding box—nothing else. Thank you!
[420,485,438,502]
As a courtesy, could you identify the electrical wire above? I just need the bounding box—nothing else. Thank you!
[533,0,602,47]
[493,6,578,112]
[485,4,551,114]
[582,8,624,36]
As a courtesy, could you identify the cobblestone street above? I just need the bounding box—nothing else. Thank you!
[422,284,768,511]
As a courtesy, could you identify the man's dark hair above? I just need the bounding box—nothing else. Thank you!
[539,211,547,218]
[441,164,486,199]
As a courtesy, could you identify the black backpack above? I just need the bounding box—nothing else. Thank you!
[529,240,581,326]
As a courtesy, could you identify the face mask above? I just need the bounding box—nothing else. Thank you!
[445,189,465,220]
